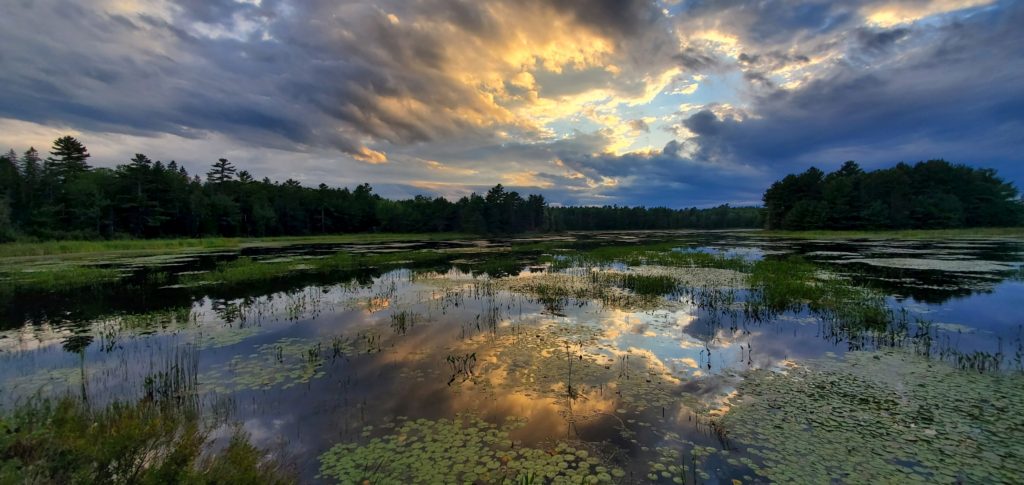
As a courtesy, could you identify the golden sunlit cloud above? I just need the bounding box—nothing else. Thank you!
[502,171,554,188]
[422,159,479,176]
[353,146,387,164]
[863,0,995,27]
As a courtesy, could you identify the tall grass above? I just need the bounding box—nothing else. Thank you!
[0,396,295,484]
[745,257,892,334]
[0,341,294,484]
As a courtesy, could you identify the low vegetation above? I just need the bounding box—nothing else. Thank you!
[0,396,294,484]
[0,232,469,259]
[319,414,624,484]
[720,350,1024,483]
[544,242,752,272]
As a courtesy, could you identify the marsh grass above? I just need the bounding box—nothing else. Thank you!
[593,272,680,296]
[0,265,120,296]
[453,255,529,277]
[545,242,751,272]
[0,232,474,259]
[1,342,293,484]
[0,238,239,258]
[745,257,891,333]
[0,396,295,484]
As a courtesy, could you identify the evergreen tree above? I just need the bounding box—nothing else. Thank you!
[763,160,1023,230]
[20,147,41,181]
[206,158,237,183]
[46,136,91,181]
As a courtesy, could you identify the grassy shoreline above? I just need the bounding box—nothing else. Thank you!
[0,233,476,259]
[3,226,1022,260]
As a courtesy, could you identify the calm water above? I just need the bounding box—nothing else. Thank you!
[2,231,1022,483]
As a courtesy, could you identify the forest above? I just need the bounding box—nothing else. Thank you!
[0,136,761,241]
[4,136,1019,242]
[763,161,1024,230]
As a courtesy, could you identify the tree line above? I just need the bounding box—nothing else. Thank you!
[0,136,762,241]
[763,160,1024,230]
[545,205,763,231]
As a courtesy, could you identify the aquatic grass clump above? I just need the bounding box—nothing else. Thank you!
[595,272,679,296]
[545,242,751,272]
[185,257,296,285]
[720,350,1024,483]
[318,414,625,484]
[452,255,530,277]
[746,257,892,335]
[0,396,294,484]
[499,273,658,310]
[0,265,120,294]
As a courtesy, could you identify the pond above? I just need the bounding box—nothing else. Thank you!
[1,230,1022,483]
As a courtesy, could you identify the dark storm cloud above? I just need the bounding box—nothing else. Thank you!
[676,0,856,43]
[855,27,911,51]
[674,46,724,73]
[554,139,767,207]
[546,0,661,36]
[737,51,811,71]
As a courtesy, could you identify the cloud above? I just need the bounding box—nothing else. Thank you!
[628,119,651,133]
[0,0,1020,208]
[352,146,388,164]
[674,2,1024,179]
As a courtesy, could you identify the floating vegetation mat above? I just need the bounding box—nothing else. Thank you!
[721,350,1024,483]
[201,336,352,392]
[608,266,748,290]
[498,273,655,309]
[318,414,626,484]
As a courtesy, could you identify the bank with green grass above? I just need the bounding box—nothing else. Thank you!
[0,232,476,259]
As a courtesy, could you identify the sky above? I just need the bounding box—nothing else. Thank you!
[0,0,1021,208]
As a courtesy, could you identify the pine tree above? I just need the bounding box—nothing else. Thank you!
[206,158,237,183]
[47,136,91,181]
[20,147,41,180]
[3,149,16,168]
